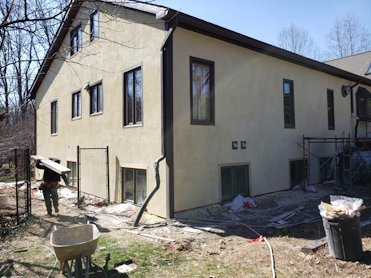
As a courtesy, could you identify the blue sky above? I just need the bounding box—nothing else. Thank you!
[154,0,371,59]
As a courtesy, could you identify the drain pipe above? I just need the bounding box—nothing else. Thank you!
[133,25,175,227]
[133,155,165,226]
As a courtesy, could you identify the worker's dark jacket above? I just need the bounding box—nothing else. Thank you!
[36,161,61,183]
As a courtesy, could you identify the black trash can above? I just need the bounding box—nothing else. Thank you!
[322,216,363,261]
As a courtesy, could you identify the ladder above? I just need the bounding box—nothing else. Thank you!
[367,121,371,138]
[341,135,352,191]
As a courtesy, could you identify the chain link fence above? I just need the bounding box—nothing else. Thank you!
[0,148,31,238]
[77,146,109,206]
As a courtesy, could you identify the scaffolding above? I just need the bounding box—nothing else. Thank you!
[301,135,371,191]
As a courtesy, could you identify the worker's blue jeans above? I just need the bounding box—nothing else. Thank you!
[42,182,59,215]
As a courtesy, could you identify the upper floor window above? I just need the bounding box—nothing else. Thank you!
[72,91,81,119]
[70,25,82,55]
[190,57,214,125]
[124,67,142,126]
[327,89,335,130]
[51,100,58,134]
[283,79,295,128]
[90,82,103,115]
[90,10,99,41]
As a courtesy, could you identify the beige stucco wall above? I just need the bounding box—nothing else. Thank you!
[172,28,371,212]
[35,3,168,217]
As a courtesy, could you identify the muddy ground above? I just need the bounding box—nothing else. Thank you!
[0,183,371,277]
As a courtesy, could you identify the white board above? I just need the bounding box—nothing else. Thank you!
[31,155,71,175]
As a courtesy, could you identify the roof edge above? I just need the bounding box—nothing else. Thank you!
[169,11,371,87]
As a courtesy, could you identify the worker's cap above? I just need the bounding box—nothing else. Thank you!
[49,157,61,163]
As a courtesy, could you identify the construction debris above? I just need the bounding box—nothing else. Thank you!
[300,237,327,254]
[319,196,364,219]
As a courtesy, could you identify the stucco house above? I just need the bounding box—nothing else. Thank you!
[29,0,371,218]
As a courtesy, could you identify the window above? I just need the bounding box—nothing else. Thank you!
[290,159,307,188]
[67,161,77,186]
[122,168,146,204]
[190,57,214,124]
[327,89,335,130]
[283,79,295,128]
[70,25,82,55]
[72,91,81,119]
[221,165,249,202]
[124,67,142,126]
[90,10,99,41]
[356,87,371,120]
[89,82,103,114]
[51,101,57,134]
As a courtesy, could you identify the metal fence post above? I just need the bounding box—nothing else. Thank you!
[24,148,31,216]
[77,145,80,208]
[106,146,110,203]
[14,149,19,225]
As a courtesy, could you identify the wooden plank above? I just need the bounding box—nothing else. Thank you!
[301,237,327,254]
[31,155,70,175]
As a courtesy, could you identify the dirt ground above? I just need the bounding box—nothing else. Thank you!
[0,183,371,277]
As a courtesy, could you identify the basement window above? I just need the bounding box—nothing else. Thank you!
[67,161,77,186]
[221,165,249,203]
[122,168,146,204]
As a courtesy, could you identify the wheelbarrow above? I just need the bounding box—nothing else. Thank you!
[50,224,100,277]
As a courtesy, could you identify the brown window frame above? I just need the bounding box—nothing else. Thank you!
[190,57,215,125]
[89,82,103,115]
[283,79,295,129]
[122,168,147,204]
[51,100,58,135]
[123,66,142,126]
[327,89,335,130]
[72,91,81,119]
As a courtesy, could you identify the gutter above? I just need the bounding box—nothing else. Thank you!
[133,23,176,226]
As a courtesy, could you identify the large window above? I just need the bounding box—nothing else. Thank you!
[327,89,335,130]
[283,79,295,128]
[90,10,99,41]
[124,67,142,126]
[122,168,146,204]
[72,91,81,119]
[221,165,249,203]
[89,82,103,114]
[51,100,57,134]
[190,57,214,125]
[70,25,82,55]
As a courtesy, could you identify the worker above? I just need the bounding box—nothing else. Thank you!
[36,158,61,216]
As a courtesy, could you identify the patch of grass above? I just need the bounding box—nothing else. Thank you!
[92,235,180,277]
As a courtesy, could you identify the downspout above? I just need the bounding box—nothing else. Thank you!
[133,25,175,227]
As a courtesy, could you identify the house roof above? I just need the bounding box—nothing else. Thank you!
[28,0,371,99]
[325,51,371,80]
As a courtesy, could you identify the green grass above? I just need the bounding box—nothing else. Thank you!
[92,235,180,277]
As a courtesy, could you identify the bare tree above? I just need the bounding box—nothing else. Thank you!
[326,14,371,58]
[277,24,320,59]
